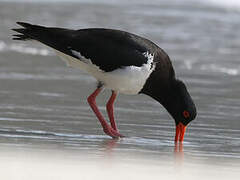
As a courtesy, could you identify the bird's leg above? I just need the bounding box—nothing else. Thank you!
[106,91,118,131]
[87,88,123,138]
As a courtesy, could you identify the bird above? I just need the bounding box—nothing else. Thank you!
[12,22,197,142]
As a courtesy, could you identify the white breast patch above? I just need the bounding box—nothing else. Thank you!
[55,50,155,95]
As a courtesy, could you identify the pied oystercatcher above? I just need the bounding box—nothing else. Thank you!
[12,22,197,142]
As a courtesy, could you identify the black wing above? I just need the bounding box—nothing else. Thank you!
[12,22,159,72]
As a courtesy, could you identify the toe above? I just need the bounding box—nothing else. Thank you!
[103,126,124,138]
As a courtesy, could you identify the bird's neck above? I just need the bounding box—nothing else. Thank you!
[140,75,175,105]
[140,76,179,125]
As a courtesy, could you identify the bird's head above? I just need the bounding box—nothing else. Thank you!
[140,73,197,142]
[162,79,197,142]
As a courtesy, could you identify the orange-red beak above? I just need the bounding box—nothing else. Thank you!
[175,122,187,142]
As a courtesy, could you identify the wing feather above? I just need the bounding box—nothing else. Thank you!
[12,22,157,72]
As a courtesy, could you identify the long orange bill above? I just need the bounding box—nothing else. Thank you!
[175,122,187,142]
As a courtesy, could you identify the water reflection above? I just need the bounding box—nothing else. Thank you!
[174,142,184,153]
[174,142,184,164]
[102,138,185,163]
[102,138,119,156]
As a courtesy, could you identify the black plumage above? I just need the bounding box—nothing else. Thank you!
[13,22,169,72]
[12,22,197,141]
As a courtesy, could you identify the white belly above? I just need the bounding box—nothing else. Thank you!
[55,50,155,95]
[90,66,152,94]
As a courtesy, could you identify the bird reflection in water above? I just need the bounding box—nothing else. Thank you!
[102,138,184,163]
[102,138,119,156]
[174,142,184,164]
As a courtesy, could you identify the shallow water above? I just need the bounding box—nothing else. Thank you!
[0,0,240,173]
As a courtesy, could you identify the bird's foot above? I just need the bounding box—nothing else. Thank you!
[103,126,124,139]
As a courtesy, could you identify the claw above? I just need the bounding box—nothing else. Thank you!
[103,126,124,139]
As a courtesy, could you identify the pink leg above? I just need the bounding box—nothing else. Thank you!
[87,88,123,138]
[106,91,118,131]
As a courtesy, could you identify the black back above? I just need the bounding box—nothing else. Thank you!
[12,22,170,72]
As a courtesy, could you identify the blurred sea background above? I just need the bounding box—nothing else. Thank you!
[0,0,240,179]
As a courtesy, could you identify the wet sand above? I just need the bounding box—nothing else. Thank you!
[0,146,240,180]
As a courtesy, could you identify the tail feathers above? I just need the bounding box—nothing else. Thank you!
[12,22,75,55]
[12,22,45,41]
[12,34,31,40]
[16,22,35,29]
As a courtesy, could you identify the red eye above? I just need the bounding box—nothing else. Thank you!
[183,110,190,118]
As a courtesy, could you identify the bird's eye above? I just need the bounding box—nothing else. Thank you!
[183,110,190,118]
